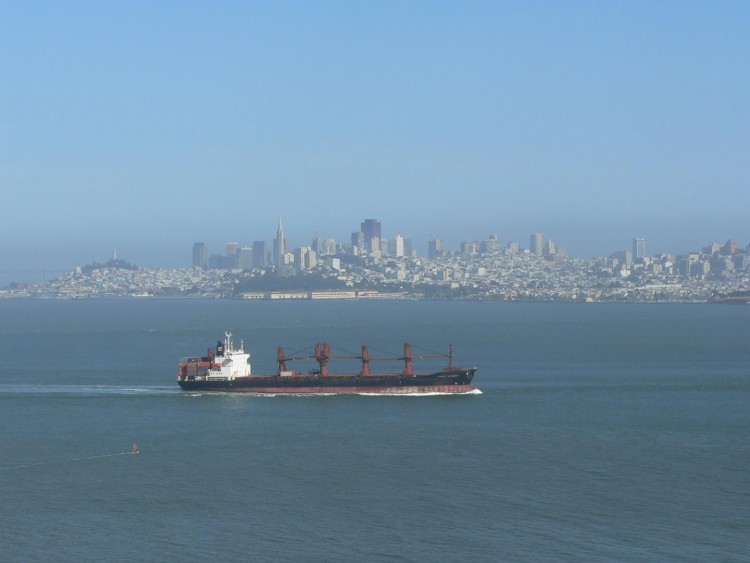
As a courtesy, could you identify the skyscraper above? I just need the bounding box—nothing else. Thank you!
[192,242,209,269]
[632,237,646,261]
[480,234,501,254]
[351,231,364,255]
[393,235,405,257]
[273,218,287,266]
[252,241,268,268]
[530,233,543,256]
[361,219,382,253]
[238,247,253,270]
[428,239,445,259]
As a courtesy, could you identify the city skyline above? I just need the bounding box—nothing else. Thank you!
[2,213,748,287]
[2,3,749,281]
[7,227,749,302]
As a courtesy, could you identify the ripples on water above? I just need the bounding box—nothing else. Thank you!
[0,300,748,561]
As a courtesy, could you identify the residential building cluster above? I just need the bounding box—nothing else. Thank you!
[3,219,749,302]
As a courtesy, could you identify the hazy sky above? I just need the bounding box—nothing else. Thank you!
[2,1,748,280]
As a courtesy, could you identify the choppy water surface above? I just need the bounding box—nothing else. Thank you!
[0,300,748,561]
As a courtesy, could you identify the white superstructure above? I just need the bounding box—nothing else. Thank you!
[205,331,252,380]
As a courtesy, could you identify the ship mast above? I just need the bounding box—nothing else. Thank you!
[403,343,413,376]
[360,345,370,376]
[315,343,330,377]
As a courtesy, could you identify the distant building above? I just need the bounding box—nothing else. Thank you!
[393,235,405,257]
[609,250,633,267]
[225,242,239,257]
[192,243,209,269]
[703,243,722,255]
[632,237,646,261]
[506,241,520,254]
[238,247,253,270]
[461,241,479,255]
[724,239,738,255]
[404,238,414,257]
[351,231,364,255]
[295,246,313,270]
[208,254,226,269]
[273,218,287,266]
[428,239,445,259]
[544,238,557,258]
[480,234,501,254]
[361,219,382,254]
[321,238,337,256]
[530,233,543,256]
[252,241,268,268]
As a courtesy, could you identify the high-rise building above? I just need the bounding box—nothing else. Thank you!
[273,218,287,266]
[252,241,267,268]
[238,247,253,270]
[393,235,405,257]
[428,239,445,259]
[544,238,557,258]
[361,219,382,253]
[480,234,501,254]
[530,233,544,256]
[404,238,414,257]
[724,239,738,255]
[192,242,209,269]
[351,231,364,255]
[632,237,646,261]
[461,241,479,255]
[225,242,239,257]
[321,239,337,256]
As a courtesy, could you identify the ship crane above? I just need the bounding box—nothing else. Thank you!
[276,347,316,373]
[277,343,456,377]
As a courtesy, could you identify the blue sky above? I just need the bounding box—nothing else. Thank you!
[1,1,748,279]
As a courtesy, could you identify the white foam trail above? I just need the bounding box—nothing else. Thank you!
[358,389,483,397]
[0,451,137,472]
[0,384,179,396]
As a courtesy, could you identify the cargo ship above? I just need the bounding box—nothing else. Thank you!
[709,291,750,304]
[177,332,479,395]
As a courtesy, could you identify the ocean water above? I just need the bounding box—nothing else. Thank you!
[0,300,748,562]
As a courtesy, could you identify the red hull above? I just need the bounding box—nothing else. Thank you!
[183,384,479,395]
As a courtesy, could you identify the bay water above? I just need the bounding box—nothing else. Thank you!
[0,300,748,561]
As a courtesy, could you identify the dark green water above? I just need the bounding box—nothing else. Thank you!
[0,300,748,561]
